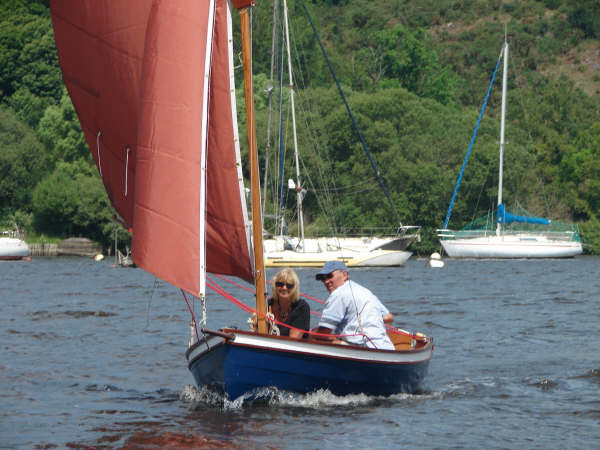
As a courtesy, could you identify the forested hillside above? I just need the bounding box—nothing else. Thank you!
[1,0,599,254]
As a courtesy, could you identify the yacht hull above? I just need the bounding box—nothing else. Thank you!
[441,234,583,258]
[0,237,30,260]
[264,249,412,267]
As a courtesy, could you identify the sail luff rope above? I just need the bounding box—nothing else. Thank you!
[442,48,504,230]
[197,0,217,303]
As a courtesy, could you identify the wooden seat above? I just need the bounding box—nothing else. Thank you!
[387,330,415,350]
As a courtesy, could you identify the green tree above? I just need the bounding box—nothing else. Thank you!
[559,122,600,221]
[32,160,113,246]
[0,3,62,127]
[373,25,457,104]
[567,0,600,39]
[0,107,49,214]
[37,87,88,163]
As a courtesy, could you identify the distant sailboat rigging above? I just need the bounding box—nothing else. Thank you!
[438,36,582,259]
[262,0,418,267]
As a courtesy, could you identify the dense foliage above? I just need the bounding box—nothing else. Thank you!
[1,0,599,254]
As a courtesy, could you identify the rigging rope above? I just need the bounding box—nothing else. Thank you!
[442,48,503,229]
[288,28,343,234]
[262,0,278,218]
[277,2,286,233]
[181,289,201,344]
[299,1,403,229]
[206,276,335,338]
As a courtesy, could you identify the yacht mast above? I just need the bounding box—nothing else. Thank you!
[282,0,304,244]
[497,35,508,236]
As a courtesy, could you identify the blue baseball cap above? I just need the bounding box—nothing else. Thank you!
[315,260,348,280]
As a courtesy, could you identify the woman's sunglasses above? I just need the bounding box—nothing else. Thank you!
[275,281,295,289]
[316,272,334,281]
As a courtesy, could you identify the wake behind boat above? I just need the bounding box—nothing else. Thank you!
[438,35,582,259]
[50,0,432,402]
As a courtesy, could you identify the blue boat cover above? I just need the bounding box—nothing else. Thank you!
[497,204,550,225]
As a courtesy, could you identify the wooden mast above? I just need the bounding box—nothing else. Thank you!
[234,0,267,334]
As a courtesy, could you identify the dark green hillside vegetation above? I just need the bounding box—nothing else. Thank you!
[0,108,49,214]
[1,0,599,254]
[0,0,62,127]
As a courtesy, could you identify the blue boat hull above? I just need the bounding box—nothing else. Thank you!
[186,330,432,400]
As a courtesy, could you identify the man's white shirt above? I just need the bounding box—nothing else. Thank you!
[318,280,394,350]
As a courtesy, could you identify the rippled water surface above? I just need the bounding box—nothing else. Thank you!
[2,256,599,449]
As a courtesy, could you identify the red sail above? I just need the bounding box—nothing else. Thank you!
[51,0,254,292]
[50,0,151,227]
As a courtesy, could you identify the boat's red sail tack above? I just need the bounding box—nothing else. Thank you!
[51,0,254,294]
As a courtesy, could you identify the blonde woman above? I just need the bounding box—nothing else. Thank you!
[268,268,310,338]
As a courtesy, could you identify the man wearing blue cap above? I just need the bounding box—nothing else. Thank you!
[312,260,394,350]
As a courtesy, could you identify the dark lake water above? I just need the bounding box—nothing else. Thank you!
[2,255,599,449]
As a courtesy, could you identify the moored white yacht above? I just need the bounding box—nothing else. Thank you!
[0,231,30,260]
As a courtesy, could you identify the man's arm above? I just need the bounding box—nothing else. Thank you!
[311,326,334,340]
[311,326,348,345]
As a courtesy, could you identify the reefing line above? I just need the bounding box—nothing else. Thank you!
[96,130,102,177]
[124,147,130,196]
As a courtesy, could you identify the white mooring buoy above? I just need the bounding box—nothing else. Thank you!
[428,252,444,268]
